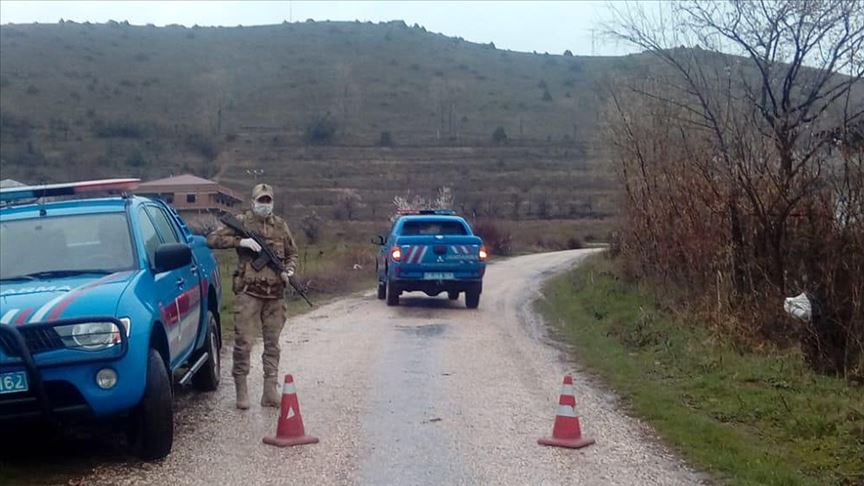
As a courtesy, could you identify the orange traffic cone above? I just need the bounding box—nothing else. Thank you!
[263,374,319,447]
[538,375,595,449]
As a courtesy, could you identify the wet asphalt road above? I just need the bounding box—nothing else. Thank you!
[3,250,706,485]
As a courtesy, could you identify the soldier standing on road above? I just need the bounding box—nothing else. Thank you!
[207,183,298,409]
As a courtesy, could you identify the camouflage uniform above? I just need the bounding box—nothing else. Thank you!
[207,184,298,408]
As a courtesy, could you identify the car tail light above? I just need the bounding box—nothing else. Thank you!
[479,246,488,261]
[391,246,402,262]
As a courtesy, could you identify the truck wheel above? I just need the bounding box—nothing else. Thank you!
[377,280,387,300]
[192,311,221,391]
[386,279,399,306]
[465,290,480,309]
[129,348,174,460]
[448,291,459,300]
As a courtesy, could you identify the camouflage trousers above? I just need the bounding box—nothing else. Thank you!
[232,293,287,378]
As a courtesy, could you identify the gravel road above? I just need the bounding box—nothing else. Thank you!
[11,249,706,485]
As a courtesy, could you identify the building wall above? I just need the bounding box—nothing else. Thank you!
[136,184,241,212]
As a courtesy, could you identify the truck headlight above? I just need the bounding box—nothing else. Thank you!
[71,322,118,350]
[55,319,129,351]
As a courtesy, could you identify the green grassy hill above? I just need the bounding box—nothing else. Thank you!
[0,20,641,238]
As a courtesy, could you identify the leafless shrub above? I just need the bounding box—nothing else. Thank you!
[184,132,220,160]
[300,210,324,243]
[608,0,864,377]
[567,237,584,250]
[391,186,455,220]
[334,192,362,220]
[473,220,513,256]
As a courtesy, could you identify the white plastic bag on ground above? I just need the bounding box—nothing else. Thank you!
[784,293,812,322]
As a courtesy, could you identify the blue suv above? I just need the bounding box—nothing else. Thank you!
[0,179,223,459]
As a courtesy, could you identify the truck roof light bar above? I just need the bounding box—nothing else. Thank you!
[0,178,140,203]
[395,208,457,216]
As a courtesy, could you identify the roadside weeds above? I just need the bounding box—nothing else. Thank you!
[536,256,864,486]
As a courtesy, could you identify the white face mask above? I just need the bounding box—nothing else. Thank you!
[253,202,273,217]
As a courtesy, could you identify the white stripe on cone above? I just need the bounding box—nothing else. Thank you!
[282,382,297,394]
[561,385,575,395]
[557,405,579,418]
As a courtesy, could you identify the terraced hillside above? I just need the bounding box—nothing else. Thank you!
[0,20,633,238]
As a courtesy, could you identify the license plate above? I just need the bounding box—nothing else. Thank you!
[0,371,28,394]
[424,272,454,280]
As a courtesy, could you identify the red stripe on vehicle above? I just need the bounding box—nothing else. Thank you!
[178,285,202,315]
[412,245,424,263]
[161,285,202,327]
[404,246,416,263]
[160,302,180,326]
[15,308,34,326]
[46,270,133,321]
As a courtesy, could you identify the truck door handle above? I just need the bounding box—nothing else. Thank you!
[176,277,185,288]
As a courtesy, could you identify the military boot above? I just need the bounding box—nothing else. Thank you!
[235,378,250,410]
[261,376,280,407]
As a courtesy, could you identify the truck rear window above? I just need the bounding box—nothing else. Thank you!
[401,221,467,236]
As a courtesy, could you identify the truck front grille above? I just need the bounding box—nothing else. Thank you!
[0,327,65,356]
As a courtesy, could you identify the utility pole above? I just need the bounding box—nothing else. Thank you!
[590,28,596,56]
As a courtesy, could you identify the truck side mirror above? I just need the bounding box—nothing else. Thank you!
[371,235,385,246]
[154,243,192,273]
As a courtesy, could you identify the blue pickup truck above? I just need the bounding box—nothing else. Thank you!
[0,179,222,460]
[375,210,487,308]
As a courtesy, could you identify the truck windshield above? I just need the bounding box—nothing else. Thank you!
[0,213,135,280]
[401,221,468,236]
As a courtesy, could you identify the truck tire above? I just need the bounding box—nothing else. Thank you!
[192,311,221,391]
[447,291,459,300]
[129,348,174,460]
[465,290,480,309]
[377,280,387,300]
[386,279,399,306]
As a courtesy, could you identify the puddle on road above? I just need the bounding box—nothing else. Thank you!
[394,323,448,337]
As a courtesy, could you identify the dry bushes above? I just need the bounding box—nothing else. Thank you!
[298,245,375,295]
[472,220,513,256]
[609,0,864,377]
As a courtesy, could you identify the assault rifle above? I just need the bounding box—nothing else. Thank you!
[219,213,314,307]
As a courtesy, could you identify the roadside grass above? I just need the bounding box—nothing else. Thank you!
[537,256,864,486]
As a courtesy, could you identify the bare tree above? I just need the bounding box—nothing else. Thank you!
[608,0,864,375]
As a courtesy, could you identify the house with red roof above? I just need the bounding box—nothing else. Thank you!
[135,174,242,214]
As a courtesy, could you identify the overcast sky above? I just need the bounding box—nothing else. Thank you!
[0,1,658,56]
